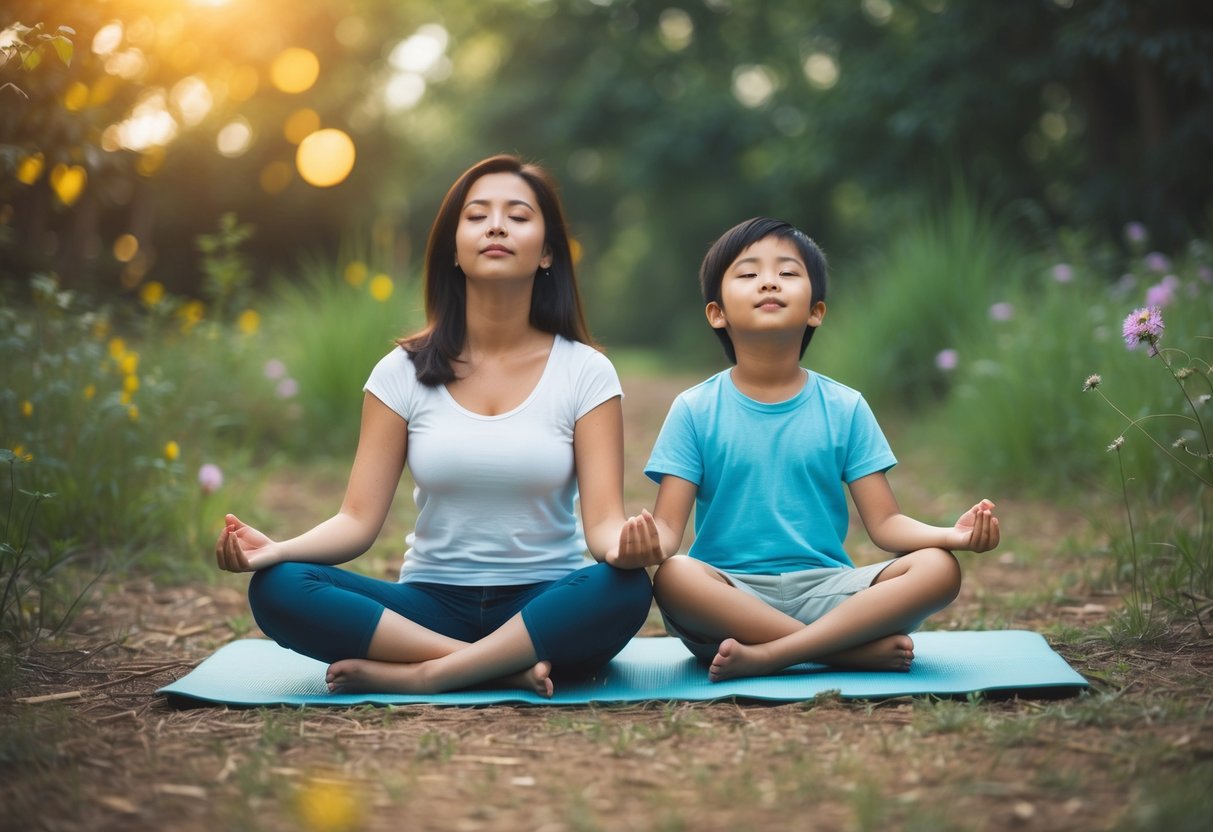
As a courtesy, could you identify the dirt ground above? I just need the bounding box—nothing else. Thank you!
[3,376,1212,832]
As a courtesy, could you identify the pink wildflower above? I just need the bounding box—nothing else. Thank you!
[1122,306,1164,355]
[1124,222,1147,245]
[276,378,300,399]
[1144,252,1170,272]
[988,302,1015,322]
[198,463,224,494]
[1051,263,1074,283]
[264,359,287,380]
[935,349,959,372]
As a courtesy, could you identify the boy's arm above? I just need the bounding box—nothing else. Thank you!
[848,472,1000,554]
[607,475,698,569]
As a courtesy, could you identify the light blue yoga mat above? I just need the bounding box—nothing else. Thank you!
[158,631,1087,707]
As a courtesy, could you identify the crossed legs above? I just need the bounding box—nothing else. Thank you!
[652,550,961,681]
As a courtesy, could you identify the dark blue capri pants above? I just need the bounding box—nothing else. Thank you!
[248,561,653,679]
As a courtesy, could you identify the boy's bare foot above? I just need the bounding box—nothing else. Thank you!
[818,634,914,672]
[325,658,554,697]
[708,634,915,682]
[708,638,778,682]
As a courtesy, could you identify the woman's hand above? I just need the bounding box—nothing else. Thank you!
[948,499,1000,553]
[215,513,281,572]
[606,510,665,569]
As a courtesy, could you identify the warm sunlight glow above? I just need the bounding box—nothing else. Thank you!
[385,73,426,111]
[271,48,320,94]
[283,108,321,144]
[296,129,356,188]
[389,25,449,74]
[113,91,179,151]
[92,21,124,57]
[50,164,87,207]
[171,76,214,126]
[216,118,253,157]
[113,234,139,263]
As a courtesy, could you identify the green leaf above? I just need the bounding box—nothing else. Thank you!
[51,36,72,67]
[20,48,41,72]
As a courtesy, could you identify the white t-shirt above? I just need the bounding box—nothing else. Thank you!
[363,335,622,585]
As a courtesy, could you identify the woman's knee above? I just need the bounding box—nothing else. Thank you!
[247,561,320,621]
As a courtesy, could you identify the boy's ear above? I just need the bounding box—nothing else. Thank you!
[705,301,727,330]
[808,300,826,327]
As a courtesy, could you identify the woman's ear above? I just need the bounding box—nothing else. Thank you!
[705,301,727,330]
[539,245,553,270]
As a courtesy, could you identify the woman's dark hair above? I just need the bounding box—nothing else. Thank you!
[398,154,593,385]
[699,217,828,364]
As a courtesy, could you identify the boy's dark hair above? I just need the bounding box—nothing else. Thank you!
[699,217,828,364]
[398,154,593,386]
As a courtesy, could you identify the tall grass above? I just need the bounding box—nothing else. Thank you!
[813,187,1033,413]
[262,256,423,458]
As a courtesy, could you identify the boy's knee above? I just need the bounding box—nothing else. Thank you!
[652,554,696,602]
[923,548,962,601]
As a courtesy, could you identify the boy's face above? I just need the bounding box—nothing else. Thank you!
[706,235,826,341]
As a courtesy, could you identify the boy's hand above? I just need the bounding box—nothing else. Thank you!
[606,510,665,569]
[948,499,1000,553]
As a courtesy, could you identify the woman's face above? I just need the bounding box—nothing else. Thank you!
[454,172,552,282]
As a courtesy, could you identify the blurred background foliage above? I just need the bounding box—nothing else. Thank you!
[2,0,1211,354]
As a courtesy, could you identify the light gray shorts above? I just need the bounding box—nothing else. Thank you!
[662,558,899,662]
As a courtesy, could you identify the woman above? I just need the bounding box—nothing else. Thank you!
[215,155,653,696]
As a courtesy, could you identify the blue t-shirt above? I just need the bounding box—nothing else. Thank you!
[644,369,896,574]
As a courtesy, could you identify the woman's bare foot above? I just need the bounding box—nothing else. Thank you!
[708,634,916,682]
[325,658,555,697]
[501,661,554,698]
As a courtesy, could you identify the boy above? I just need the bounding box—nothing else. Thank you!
[616,217,999,681]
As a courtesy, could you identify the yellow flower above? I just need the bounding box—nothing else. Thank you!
[344,260,367,288]
[164,440,180,461]
[92,319,110,340]
[369,274,393,302]
[178,300,206,332]
[295,777,361,832]
[237,308,261,335]
[120,390,133,406]
[127,404,139,422]
[108,337,126,361]
[139,280,165,307]
[21,400,33,418]
[83,384,96,401]
[123,374,140,394]
[120,352,139,375]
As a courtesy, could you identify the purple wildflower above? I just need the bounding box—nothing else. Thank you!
[1144,252,1170,273]
[276,378,300,399]
[1124,222,1147,245]
[935,349,959,372]
[1122,306,1164,355]
[1051,263,1074,283]
[1198,266,1212,284]
[1145,279,1176,308]
[198,463,224,494]
[988,302,1014,322]
[264,359,287,380]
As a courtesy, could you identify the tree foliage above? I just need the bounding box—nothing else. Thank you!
[2,0,1210,349]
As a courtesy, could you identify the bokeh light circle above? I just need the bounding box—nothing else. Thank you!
[296,129,356,188]
[271,48,320,94]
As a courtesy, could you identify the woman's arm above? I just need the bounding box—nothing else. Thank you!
[216,393,408,571]
[572,395,627,562]
[848,472,999,554]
